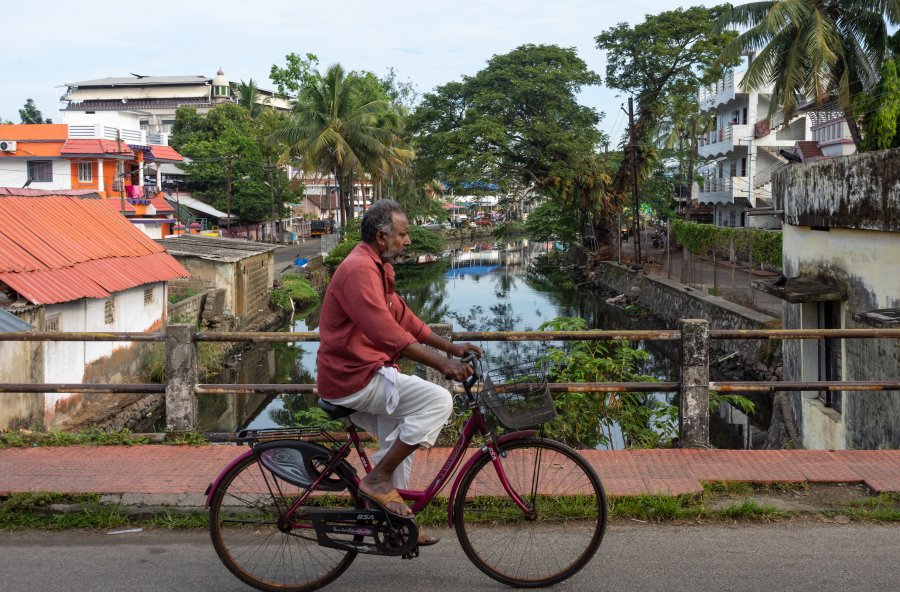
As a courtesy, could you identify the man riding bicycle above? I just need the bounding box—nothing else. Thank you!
[316,199,482,543]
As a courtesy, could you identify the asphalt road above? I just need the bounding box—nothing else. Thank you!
[2,522,897,592]
[271,239,327,277]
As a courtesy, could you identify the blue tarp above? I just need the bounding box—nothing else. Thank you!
[445,265,500,279]
[0,309,32,332]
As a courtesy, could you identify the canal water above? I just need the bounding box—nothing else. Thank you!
[200,239,758,449]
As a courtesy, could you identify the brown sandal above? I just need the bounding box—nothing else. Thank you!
[358,487,413,519]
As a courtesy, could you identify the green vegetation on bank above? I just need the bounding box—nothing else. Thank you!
[271,274,319,311]
[144,341,230,382]
[2,485,897,531]
[0,429,209,449]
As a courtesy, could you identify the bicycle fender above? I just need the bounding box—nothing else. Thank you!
[205,448,255,508]
[445,430,537,527]
[204,440,357,508]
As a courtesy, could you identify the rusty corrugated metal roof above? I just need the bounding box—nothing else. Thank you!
[0,192,189,304]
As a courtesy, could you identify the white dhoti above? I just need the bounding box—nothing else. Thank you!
[327,370,452,489]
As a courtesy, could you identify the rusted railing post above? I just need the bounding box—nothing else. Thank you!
[679,319,709,447]
[424,323,454,392]
[165,323,198,431]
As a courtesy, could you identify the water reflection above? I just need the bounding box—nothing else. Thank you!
[229,240,661,450]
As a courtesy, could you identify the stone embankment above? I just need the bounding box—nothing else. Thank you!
[572,246,782,379]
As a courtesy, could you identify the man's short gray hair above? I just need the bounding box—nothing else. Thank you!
[361,199,405,243]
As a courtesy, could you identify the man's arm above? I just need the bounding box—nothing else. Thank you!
[404,333,483,381]
[401,342,473,381]
[422,331,483,360]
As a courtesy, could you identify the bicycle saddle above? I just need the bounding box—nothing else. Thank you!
[318,398,356,419]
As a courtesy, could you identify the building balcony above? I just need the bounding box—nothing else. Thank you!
[698,70,748,111]
[698,175,749,206]
[68,124,170,147]
[698,123,752,158]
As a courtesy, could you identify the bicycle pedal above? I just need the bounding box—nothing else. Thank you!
[402,548,420,560]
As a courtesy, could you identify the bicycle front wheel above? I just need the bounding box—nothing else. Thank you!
[208,453,360,592]
[454,438,607,587]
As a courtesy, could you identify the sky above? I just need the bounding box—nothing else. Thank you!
[3,0,700,143]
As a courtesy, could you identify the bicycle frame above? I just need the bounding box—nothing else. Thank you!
[205,398,538,528]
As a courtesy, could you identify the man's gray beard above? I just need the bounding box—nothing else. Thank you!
[380,247,402,264]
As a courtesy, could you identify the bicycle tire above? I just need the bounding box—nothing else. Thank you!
[454,438,607,587]
[209,452,361,592]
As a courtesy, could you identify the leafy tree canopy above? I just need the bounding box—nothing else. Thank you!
[409,44,605,199]
[171,103,270,224]
[596,5,735,197]
[269,52,320,98]
[19,99,51,124]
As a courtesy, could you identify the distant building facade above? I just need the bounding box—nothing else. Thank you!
[697,59,811,228]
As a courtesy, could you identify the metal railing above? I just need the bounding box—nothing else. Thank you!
[2,323,899,447]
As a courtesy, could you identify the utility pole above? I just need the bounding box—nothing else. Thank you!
[627,97,642,265]
[116,130,126,216]
[268,162,276,244]
[225,155,233,237]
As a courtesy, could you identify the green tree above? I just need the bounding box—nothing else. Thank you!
[596,5,736,238]
[409,44,609,248]
[234,79,266,118]
[172,103,270,225]
[410,44,603,193]
[269,52,320,98]
[716,0,900,149]
[273,64,396,225]
[19,99,51,124]
[857,44,900,151]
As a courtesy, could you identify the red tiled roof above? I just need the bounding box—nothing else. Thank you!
[149,197,174,212]
[61,139,134,157]
[149,145,184,162]
[795,141,826,162]
[0,191,188,304]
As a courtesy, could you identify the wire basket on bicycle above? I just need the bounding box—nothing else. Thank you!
[479,360,556,430]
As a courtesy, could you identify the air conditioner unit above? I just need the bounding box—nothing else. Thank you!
[0,140,17,152]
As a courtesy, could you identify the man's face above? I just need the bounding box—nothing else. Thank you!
[378,212,411,263]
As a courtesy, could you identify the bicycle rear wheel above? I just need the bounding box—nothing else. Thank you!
[454,438,606,587]
[209,453,360,592]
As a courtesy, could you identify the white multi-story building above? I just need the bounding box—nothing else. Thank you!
[697,61,811,227]
[61,69,292,137]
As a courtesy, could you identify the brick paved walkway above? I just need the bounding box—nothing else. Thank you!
[1,446,898,499]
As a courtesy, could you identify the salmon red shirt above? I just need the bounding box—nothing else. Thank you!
[316,242,432,398]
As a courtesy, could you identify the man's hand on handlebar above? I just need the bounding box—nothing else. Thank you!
[449,342,483,360]
[441,343,482,381]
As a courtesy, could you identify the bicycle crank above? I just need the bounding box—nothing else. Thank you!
[304,507,420,557]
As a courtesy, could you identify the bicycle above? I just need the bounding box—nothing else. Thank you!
[206,354,607,591]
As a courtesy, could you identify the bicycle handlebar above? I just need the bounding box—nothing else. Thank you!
[444,350,482,392]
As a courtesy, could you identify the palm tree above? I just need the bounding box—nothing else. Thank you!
[717,0,900,148]
[235,79,266,118]
[273,64,394,225]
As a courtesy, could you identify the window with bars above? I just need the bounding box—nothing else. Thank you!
[27,160,53,182]
[45,314,60,332]
[78,162,93,183]
[144,288,154,305]
[104,298,116,325]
